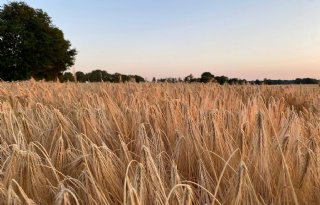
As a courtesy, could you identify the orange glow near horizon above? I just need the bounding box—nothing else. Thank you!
[23,0,320,80]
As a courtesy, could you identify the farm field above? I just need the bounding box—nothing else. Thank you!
[0,81,319,205]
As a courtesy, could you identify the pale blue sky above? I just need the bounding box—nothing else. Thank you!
[3,0,320,80]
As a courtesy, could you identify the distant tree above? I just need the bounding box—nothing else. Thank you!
[200,72,214,83]
[120,74,129,82]
[152,77,156,83]
[134,75,145,83]
[86,70,104,82]
[113,73,122,83]
[228,78,240,85]
[295,78,318,84]
[169,78,178,83]
[127,75,136,82]
[102,71,113,82]
[215,76,228,85]
[0,2,77,81]
[184,74,194,82]
[263,78,270,85]
[59,72,74,82]
[75,71,86,82]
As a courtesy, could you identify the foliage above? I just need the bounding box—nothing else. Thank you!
[0,2,77,81]
[59,69,146,83]
[184,74,194,82]
[178,73,319,85]
[200,72,215,83]
[75,71,86,82]
[60,72,74,82]
[60,70,318,85]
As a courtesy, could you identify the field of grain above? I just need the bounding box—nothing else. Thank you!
[0,81,319,205]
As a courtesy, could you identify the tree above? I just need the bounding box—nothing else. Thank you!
[184,74,193,82]
[295,78,319,84]
[200,72,214,83]
[75,71,87,82]
[87,70,104,82]
[113,73,122,83]
[215,76,228,85]
[59,72,74,82]
[152,77,156,83]
[134,75,145,83]
[0,2,77,81]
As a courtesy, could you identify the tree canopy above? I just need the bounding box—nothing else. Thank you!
[0,2,77,81]
[60,70,146,83]
[200,72,215,83]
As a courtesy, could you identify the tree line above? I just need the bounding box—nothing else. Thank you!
[60,70,319,85]
[153,72,320,85]
[60,70,145,83]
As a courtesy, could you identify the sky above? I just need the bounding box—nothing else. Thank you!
[2,0,320,80]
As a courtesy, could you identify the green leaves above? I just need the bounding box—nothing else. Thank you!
[0,1,77,81]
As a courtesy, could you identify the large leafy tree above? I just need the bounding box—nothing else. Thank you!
[0,2,77,81]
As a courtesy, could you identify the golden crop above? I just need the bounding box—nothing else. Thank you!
[0,81,319,205]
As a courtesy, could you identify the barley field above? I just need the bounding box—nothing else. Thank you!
[0,81,319,205]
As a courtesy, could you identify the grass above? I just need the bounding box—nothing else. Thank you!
[0,81,319,204]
